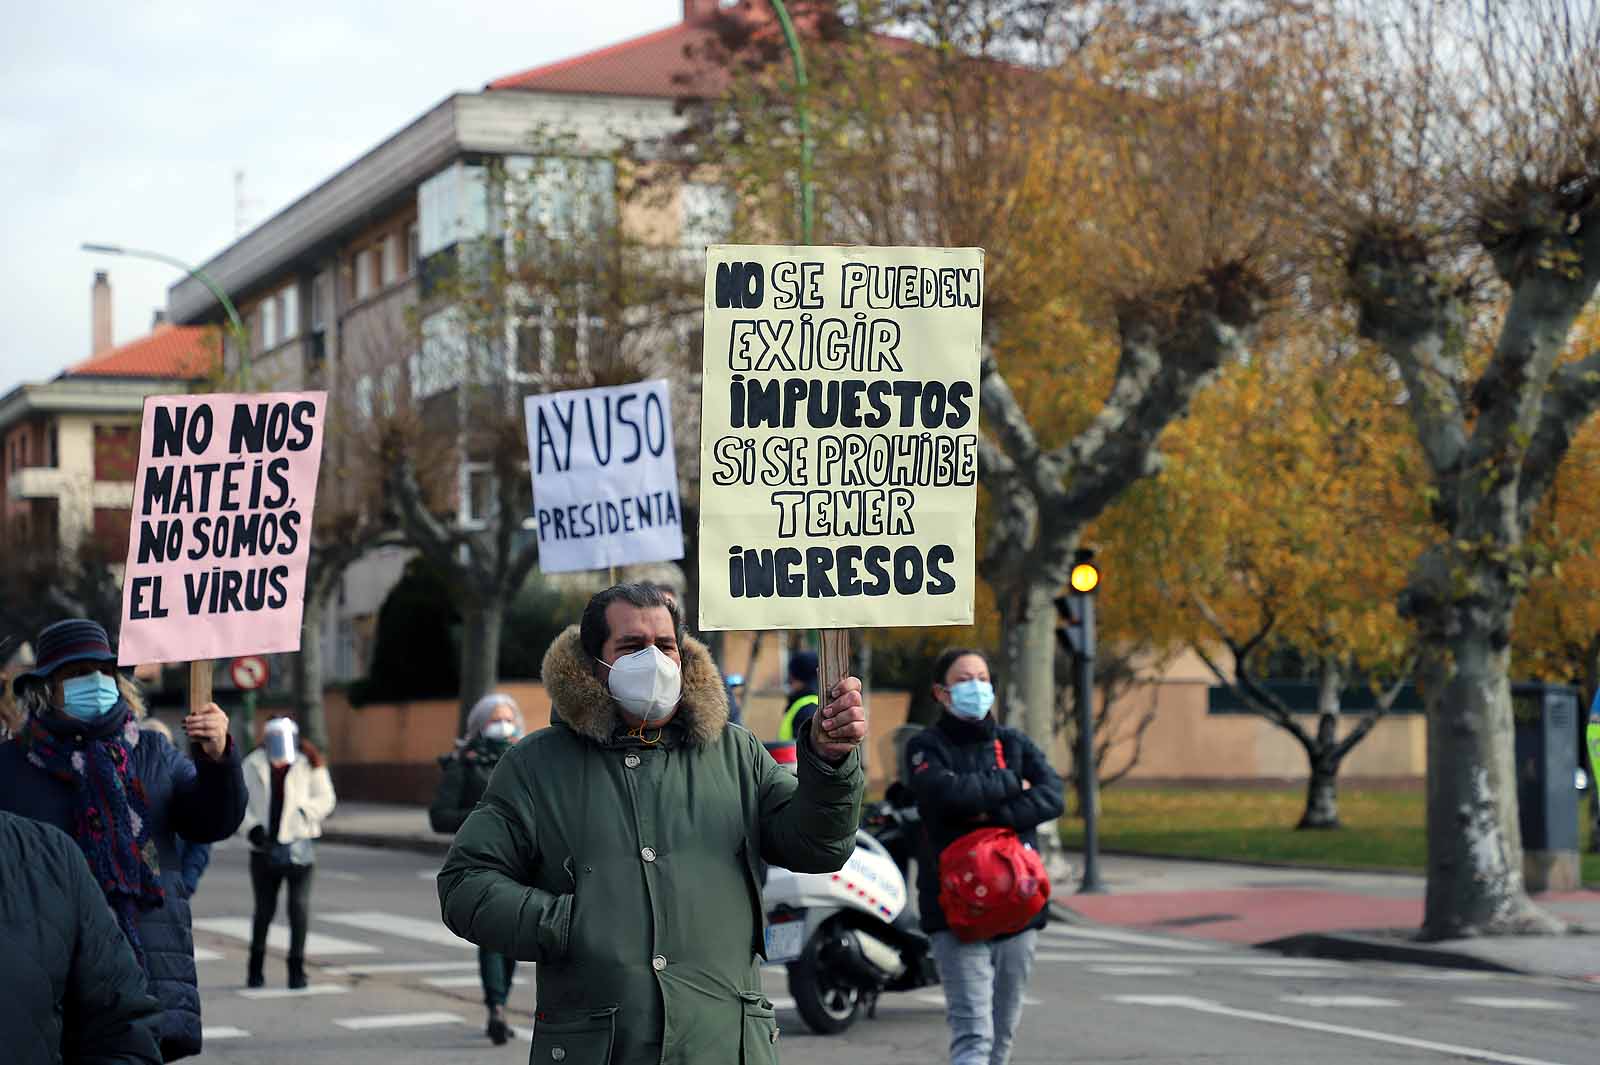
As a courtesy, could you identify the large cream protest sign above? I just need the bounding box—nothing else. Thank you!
[698,245,983,630]
[117,392,326,665]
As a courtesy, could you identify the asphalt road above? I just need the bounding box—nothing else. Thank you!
[187,839,1598,1064]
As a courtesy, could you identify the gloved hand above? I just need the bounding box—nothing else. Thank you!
[248,825,267,848]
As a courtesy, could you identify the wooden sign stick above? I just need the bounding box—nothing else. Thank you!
[819,628,851,704]
[189,660,212,714]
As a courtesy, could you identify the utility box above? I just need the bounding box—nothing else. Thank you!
[1512,683,1581,893]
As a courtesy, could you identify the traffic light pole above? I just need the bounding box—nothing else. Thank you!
[1074,591,1106,894]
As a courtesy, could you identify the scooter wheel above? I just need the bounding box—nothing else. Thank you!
[788,950,862,1035]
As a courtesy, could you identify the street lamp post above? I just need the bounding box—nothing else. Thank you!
[81,242,252,389]
[769,0,815,244]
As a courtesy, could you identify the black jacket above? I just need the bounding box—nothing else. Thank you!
[0,810,163,1065]
[428,736,508,834]
[0,724,247,1061]
[905,712,1065,936]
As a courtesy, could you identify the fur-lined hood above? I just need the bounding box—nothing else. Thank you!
[541,625,729,748]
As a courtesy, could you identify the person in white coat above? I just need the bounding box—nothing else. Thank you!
[240,717,336,989]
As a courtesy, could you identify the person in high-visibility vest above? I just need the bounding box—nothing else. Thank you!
[778,650,820,742]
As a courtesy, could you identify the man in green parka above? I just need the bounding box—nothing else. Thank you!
[438,583,867,1064]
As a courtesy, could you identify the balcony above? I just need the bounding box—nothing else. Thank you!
[8,466,68,501]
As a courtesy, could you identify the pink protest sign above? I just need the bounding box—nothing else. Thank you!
[117,392,326,666]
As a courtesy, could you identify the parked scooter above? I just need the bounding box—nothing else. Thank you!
[762,785,939,1034]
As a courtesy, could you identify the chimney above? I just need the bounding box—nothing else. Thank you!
[92,271,113,355]
[151,308,168,329]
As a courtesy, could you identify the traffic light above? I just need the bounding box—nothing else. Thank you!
[1055,548,1098,658]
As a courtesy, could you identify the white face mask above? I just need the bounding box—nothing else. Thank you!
[600,646,682,724]
[482,719,518,742]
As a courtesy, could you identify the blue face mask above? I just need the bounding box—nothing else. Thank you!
[947,679,995,721]
[61,672,121,722]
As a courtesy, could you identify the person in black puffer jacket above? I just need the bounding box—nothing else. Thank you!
[0,810,163,1065]
[0,620,248,1062]
[429,692,526,1045]
[906,647,1064,1065]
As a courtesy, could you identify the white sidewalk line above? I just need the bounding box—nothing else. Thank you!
[319,911,475,950]
[202,1027,251,1040]
[193,917,380,957]
[1456,997,1576,1011]
[1039,953,1329,967]
[1106,995,1575,1065]
[238,984,350,1000]
[1279,995,1403,1008]
[335,1012,464,1030]
[326,961,478,976]
[1043,925,1218,951]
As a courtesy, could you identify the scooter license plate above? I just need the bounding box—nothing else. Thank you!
[764,916,806,964]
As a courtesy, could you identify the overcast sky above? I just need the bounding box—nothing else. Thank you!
[0,0,674,395]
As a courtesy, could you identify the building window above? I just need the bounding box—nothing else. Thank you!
[406,222,420,275]
[380,363,401,417]
[92,425,138,482]
[355,375,374,419]
[412,309,468,399]
[381,235,400,287]
[278,284,299,341]
[460,462,492,529]
[680,183,734,247]
[355,248,375,301]
[91,507,132,561]
[418,162,491,258]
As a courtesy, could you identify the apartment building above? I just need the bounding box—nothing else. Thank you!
[0,272,214,564]
[166,0,746,680]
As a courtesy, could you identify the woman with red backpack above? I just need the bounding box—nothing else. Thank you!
[906,648,1065,1065]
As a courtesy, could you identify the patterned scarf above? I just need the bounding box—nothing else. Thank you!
[23,702,165,973]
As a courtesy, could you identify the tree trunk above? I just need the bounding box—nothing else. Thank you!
[1299,663,1343,830]
[1300,762,1341,830]
[995,589,1028,730]
[457,597,505,735]
[294,589,329,751]
[1420,627,1564,939]
[1019,577,1069,877]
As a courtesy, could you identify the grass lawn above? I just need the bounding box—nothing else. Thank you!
[1057,784,1600,887]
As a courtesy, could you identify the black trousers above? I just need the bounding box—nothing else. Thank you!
[248,850,314,971]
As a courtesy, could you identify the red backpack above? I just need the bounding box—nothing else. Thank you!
[936,741,1051,942]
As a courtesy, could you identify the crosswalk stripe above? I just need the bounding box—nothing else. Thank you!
[1281,995,1403,1008]
[203,1027,251,1040]
[1455,997,1576,1011]
[1088,965,1192,976]
[327,962,479,976]
[1038,953,1329,967]
[320,911,474,950]
[336,1012,464,1030]
[194,948,225,963]
[239,984,350,1000]
[423,975,486,989]
[1248,967,1342,978]
[1043,925,1217,952]
[194,917,380,957]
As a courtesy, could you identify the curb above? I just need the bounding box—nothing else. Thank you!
[321,830,451,857]
[1257,932,1523,974]
[1059,845,1423,879]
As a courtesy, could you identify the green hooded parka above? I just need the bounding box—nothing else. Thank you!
[437,626,864,1064]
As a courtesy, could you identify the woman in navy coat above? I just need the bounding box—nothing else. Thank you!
[0,620,247,1062]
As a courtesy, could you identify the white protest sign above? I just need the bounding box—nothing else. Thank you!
[698,245,984,631]
[118,391,326,665]
[524,380,685,574]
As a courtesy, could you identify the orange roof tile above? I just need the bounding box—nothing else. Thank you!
[488,16,729,99]
[66,324,218,380]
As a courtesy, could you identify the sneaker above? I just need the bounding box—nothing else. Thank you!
[487,1007,510,1045]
